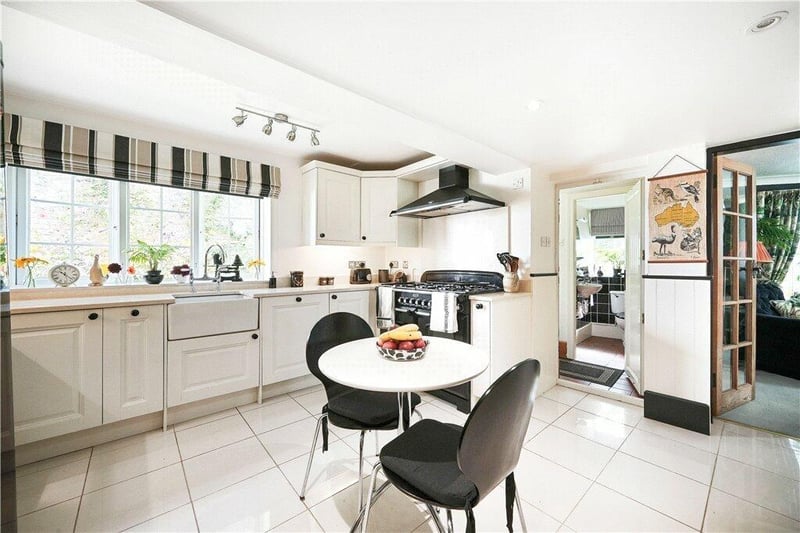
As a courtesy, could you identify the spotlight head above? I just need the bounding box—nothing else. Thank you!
[232,112,247,127]
[287,125,297,142]
[310,131,320,146]
[262,119,273,136]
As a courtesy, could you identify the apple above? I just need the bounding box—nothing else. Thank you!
[398,341,415,351]
[383,340,398,350]
[414,339,427,349]
[377,339,384,347]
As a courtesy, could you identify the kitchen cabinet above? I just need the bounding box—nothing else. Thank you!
[261,293,329,385]
[328,290,370,325]
[103,305,164,423]
[304,167,361,244]
[167,331,260,407]
[11,309,103,445]
[360,178,418,246]
[470,295,532,398]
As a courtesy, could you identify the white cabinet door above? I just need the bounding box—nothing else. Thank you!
[11,310,103,445]
[167,331,259,407]
[470,301,492,397]
[328,291,370,325]
[360,177,397,244]
[103,305,164,423]
[262,294,329,385]
[316,168,361,244]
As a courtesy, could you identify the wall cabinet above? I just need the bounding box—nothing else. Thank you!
[103,305,164,423]
[261,293,329,385]
[11,310,104,445]
[167,331,260,407]
[304,167,362,244]
[470,296,532,398]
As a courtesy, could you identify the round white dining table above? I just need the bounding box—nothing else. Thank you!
[318,337,489,394]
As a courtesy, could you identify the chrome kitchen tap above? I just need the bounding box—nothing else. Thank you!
[197,244,226,281]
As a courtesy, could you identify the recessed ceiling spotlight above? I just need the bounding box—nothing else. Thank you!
[748,11,788,33]
[527,99,542,112]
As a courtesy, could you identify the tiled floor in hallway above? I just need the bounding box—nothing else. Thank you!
[14,385,800,532]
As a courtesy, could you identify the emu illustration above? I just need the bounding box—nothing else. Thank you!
[652,225,677,255]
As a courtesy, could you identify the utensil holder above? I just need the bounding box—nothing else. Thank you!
[503,271,519,293]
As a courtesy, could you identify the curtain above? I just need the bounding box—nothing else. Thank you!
[757,189,800,283]
[3,114,281,199]
[590,207,625,236]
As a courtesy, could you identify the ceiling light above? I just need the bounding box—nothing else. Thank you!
[232,106,320,145]
[232,111,247,127]
[748,11,788,33]
[527,99,542,112]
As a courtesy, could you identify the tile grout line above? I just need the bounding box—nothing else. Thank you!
[72,446,93,533]
[173,427,202,533]
[699,440,722,532]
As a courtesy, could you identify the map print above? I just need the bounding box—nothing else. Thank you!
[648,170,707,263]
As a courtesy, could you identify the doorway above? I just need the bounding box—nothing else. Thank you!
[708,131,800,437]
[558,180,643,398]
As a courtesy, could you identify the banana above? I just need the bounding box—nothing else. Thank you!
[388,329,422,341]
[378,324,419,342]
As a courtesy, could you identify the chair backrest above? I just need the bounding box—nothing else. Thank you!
[306,312,374,392]
[457,358,540,504]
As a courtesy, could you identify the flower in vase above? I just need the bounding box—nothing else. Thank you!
[15,257,49,287]
[247,258,266,280]
[108,263,123,274]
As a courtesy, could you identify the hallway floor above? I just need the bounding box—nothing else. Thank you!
[562,336,642,398]
[12,385,800,532]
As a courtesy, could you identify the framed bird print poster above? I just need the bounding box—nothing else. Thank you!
[647,170,707,263]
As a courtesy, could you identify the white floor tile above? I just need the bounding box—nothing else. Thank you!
[125,504,198,532]
[597,453,708,529]
[542,385,587,407]
[525,417,549,442]
[291,389,328,416]
[174,408,238,431]
[175,414,253,459]
[418,402,467,425]
[566,484,692,532]
[183,437,275,500]
[257,416,338,465]
[280,442,364,507]
[268,510,323,532]
[75,463,190,532]
[237,394,292,413]
[240,397,311,434]
[514,449,592,522]
[712,455,800,521]
[531,397,571,424]
[84,429,181,493]
[16,449,91,478]
[525,426,615,479]
[553,407,633,449]
[16,458,88,516]
[620,428,717,484]
[718,423,800,481]
[703,488,800,532]
[193,468,306,532]
[574,395,643,426]
[636,416,722,453]
[288,383,323,399]
[17,497,79,533]
[341,429,395,462]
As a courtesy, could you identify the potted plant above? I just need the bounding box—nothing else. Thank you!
[599,250,625,277]
[126,240,175,284]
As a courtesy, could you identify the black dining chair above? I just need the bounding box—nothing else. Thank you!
[300,312,422,512]
[359,358,540,533]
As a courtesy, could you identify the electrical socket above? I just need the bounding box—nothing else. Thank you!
[389,261,398,268]
[402,260,409,269]
[348,261,357,269]
[512,176,524,190]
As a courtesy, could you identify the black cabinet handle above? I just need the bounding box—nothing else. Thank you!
[88,312,99,320]
[131,309,140,317]
[362,236,366,240]
[475,303,484,310]
[319,233,325,238]
[251,333,259,340]
[331,294,338,300]
[296,297,302,302]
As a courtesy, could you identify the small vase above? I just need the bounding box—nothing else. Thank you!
[89,254,104,287]
[144,270,164,285]
[503,271,519,293]
[173,274,188,284]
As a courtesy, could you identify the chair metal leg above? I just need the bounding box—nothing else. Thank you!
[358,430,366,514]
[445,509,454,533]
[515,490,528,533]
[425,504,446,533]
[374,430,380,456]
[360,462,383,533]
[299,414,325,500]
[349,475,390,533]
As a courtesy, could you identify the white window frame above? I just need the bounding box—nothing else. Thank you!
[9,167,266,286]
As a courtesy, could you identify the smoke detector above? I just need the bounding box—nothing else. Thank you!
[748,11,788,33]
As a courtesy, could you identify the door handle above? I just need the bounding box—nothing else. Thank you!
[131,309,140,317]
[331,294,338,300]
[88,313,99,320]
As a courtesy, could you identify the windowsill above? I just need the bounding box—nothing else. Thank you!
[11,279,272,301]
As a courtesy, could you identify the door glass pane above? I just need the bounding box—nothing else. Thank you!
[741,345,754,385]
[738,218,751,258]
[740,301,753,339]
[723,214,735,256]
[721,348,735,391]
[739,260,751,299]
[738,172,752,214]
[723,305,733,345]
[723,260,735,301]
[722,169,733,211]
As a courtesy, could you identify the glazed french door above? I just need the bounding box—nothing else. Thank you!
[712,157,757,416]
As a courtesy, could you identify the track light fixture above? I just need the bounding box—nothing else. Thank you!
[232,106,320,146]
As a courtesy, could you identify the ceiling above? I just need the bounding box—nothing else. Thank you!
[3,2,798,176]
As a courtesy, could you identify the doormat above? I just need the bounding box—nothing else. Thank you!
[559,359,624,387]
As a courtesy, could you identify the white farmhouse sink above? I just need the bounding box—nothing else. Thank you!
[168,292,259,340]
[576,283,603,298]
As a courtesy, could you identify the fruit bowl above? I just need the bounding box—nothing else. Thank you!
[376,340,428,362]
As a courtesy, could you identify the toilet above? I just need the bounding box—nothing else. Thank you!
[610,290,625,332]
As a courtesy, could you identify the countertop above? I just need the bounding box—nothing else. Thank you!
[11,293,177,314]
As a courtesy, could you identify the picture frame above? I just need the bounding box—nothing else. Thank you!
[647,170,708,263]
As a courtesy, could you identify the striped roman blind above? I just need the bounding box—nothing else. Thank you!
[3,114,281,199]
[590,207,625,237]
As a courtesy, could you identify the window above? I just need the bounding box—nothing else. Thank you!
[9,168,265,286]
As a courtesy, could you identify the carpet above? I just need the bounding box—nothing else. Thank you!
[559,359,624,387]
[719,369,800,438]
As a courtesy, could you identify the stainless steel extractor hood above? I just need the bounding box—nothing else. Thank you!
[390,165,505,219]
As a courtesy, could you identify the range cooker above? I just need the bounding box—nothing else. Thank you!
[377,270,503,413]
